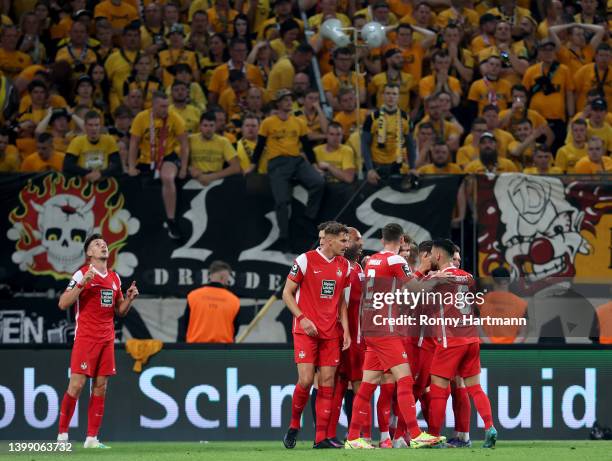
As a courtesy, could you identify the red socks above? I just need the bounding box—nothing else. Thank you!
[290,383,311,430]
[428,383,450,436]
[452,386,471,433]
[376,383,395,433]
[396,376,421,440]
[326,378,347,439]
[315,386,333,443]
[348,382,376,440]
[58,392,77,434]
[86,394,105,437]
[466,384,493,430]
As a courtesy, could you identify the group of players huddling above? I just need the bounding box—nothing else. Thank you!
[283,221,497,449]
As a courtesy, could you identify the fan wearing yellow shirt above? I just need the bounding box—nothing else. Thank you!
[252,89,324,248]
[417,141,462,174]
[523,144,563,175]
[322,47,367,111]
[478,21,529,87]
[0,129,20,172]
[63,111,121,181]
[308,0,351,31]
[0,25,32,79]
[93,0,139,36]
[169,80,201,134]
[574,136,612,173]
[567,99,612,154]
[270,19,300,60]
[390,23,436,82]
[464,144,519,174]
[267,44,314,100]
[522,39,574,153]
[236,115,269,174]
[362,84,411,184]
[158,24,200,89]
[369,48,416,114]
[419,50,462,107]
[456,118,487,167]
[333,88,369,141]
[219,69,249,120]
[314,122,356,184]
[463,104,515,157]
[104,24,142,113]
[128,92,189,240]
[574,43,612,112]
[470,13,497,56]
[507,118,548,169]
[549,23,605,76]
[54,22,97,75]
[21,133,65,173]
[468,55,512,115]
[556,119,588,173]
[188,111,241,185]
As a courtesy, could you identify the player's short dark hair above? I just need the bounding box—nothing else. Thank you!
[37,132,53,144]
[84,110,100,122]
[453,243,461,254]
[200,111,217,123]
[382,223,403,243]
[318,221,334,232]
[432,239,455,258]
[84,233,104,254]
[324,222,348,236]
[209,260,232,275]
[418,240,433,254]
[402,233,414,245]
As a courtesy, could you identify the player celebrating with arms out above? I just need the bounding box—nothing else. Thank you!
[283,222,351,449]
[425,239,498,448]
[57,234,139,449]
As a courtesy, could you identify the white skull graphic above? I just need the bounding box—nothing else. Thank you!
[31,195,96,273]
[494,174,590,282]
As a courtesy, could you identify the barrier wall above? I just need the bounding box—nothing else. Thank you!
[0,347,609,441]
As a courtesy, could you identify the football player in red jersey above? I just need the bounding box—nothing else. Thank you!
[283,222,351,449]
[57,234,139,449]
[345,223,443,449]
[326,227,368,445]
[425,239,498,448]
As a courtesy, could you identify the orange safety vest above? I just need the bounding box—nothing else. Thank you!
[186,284,240,343]
[596,302,612,344]
[478,291,528,344]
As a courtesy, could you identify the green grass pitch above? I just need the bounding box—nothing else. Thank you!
[1,441,611,461]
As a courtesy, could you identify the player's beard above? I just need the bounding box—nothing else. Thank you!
[344,244,362,262]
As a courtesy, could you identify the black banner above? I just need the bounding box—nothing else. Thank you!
[0,173,461,298]
[0,347,609,440]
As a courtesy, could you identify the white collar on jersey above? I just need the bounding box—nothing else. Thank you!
[316,247,336,263]
[92,266,108,278]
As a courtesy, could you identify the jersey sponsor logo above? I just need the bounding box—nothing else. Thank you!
[321,280,336,298]
[289,263,299,277]
[100,289,114,307]
[368,259,382,266]
[7,175,139,278]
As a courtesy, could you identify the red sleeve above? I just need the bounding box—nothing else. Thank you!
[287,259,305,284]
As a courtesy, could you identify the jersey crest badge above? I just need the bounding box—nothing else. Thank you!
[80,361,88,370]
[298,350,305,359]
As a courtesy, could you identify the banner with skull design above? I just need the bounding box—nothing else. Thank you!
[0,172,462,299]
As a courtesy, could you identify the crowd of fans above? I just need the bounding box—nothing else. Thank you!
[0,0,610,198]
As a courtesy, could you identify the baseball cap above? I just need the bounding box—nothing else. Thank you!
[76,75,93,87]
[479,131,495,141]
[591,98,608,111]
[275,88,293,101]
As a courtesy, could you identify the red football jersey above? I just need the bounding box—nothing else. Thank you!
[362,250,412,337]
[347,261,364,343]
[287,249,351,339]
[427,266,478,347]
[67,265,123,343]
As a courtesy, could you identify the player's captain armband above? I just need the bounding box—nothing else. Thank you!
[289,263,299,277]
[401,264,411,277]
[67,280,77,290]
